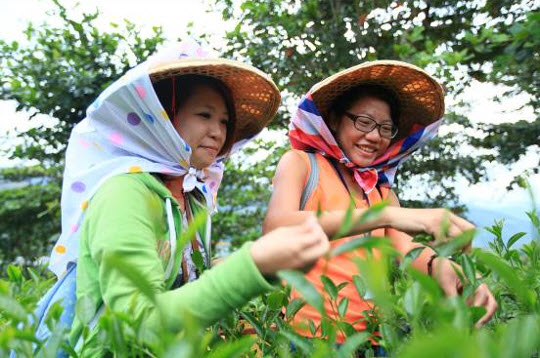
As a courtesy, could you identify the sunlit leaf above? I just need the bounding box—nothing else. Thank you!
[76,294,96,326]
[507,232,526,249]
[0,294,27,322]
[103,252,156,303]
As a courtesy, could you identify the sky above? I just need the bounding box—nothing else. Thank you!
[1,0,538,248]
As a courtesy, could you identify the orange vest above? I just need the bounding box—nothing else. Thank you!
[288,150,389,343]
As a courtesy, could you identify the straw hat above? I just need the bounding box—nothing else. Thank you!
[149,58,281,142]
[310,60,445,141]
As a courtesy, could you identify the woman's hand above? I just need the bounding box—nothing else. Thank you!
[383,207,475,242]
[431,257,498,327]
[251,216,330,276]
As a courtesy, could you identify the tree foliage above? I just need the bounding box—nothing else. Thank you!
[0,0,165,264]
[1,0,538,261]
[216,0,539,207]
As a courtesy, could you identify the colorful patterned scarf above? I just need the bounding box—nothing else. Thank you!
[49,40,242,277]
[289,91,442,193]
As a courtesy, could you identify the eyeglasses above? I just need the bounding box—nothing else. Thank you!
[344,112,398,139]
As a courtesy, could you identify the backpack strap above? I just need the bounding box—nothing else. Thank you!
[299,152,319,210]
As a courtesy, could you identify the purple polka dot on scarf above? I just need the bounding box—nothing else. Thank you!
[71,181,86,193]
[209,181,216,190]
[70,224,79,232]
[145,113,155,124]
[179,53,189,58]
[127,112,141,125]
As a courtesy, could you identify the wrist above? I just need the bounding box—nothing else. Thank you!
[379,205,397,227]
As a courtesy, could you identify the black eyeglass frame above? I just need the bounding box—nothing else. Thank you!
[343,112,399,139]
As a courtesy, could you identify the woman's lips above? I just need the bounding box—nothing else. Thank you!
[200,146,219,155]
[354,144,377,155]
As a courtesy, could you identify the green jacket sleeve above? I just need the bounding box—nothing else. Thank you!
[85,175,275,332]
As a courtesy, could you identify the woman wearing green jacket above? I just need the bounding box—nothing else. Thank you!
[43,40,329,356]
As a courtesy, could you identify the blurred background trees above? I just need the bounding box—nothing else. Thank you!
[0,0,538,264]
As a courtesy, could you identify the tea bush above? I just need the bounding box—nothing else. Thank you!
[1,205,539,357]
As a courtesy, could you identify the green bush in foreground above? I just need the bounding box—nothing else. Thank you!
[1,204,539,357]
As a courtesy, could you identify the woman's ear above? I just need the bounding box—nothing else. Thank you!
[327,112,339,132]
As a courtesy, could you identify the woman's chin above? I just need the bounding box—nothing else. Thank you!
[190,155,216,169]
[348,153,376,167]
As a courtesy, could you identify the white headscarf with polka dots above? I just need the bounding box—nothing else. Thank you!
[49,40,234,277]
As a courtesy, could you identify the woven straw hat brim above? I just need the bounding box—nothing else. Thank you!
[311,60,445,141]
[149,58,281,142]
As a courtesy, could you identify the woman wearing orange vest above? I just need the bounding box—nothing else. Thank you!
[264,61,497,346]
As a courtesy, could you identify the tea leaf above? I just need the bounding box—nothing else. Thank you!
[352,275,367,297]
[279,330,313,354]
[507,232,526,249]
[103,252,156,303]
[400,247,426,270]
[320,275,337,300]
[267,291,285,310]
[476,251,535,309]
[76,295,96,326]
[459,255,476,287]
[338,297,349,317]
[436,229,475,257]
[278,270,324,314]
[333,198,355,239]
[239,311,263,337]
[0,294,27,322]
[285,298,306,319]
[205,335,255,358]
[337,332,370,358]
[406,269,442,301]
[331,236,389,257]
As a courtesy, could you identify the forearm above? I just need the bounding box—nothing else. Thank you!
[264,208,390,237]
[103,242,274,333]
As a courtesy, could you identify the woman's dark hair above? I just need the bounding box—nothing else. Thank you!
[153,74,237,155]
[328,83,400,129]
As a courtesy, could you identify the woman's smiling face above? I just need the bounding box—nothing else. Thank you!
[173,84,229,169]
[333,95,392,167]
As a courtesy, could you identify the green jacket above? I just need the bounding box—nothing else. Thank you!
[70,173,273,353]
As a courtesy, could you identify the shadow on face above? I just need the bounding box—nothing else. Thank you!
[153,75,237,169]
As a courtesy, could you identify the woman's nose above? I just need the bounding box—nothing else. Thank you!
[365,126,382,141]
[209,120,226,140]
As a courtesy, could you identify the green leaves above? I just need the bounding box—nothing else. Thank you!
[278,270,324,314]
[3,208,540,357]
[103,252,156,303]
[320,275,337,300]
[331,236,391,257]
[0,294,27,322]
[476,251,537,310]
